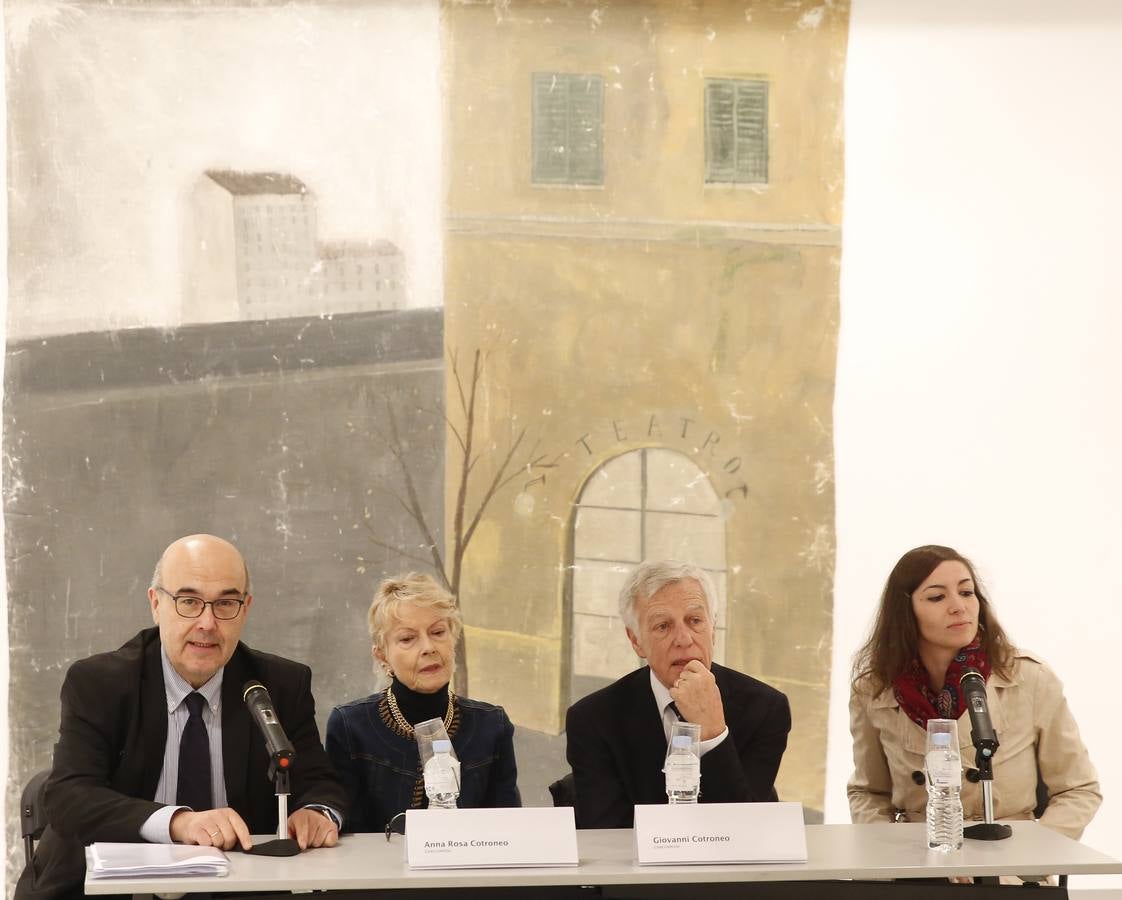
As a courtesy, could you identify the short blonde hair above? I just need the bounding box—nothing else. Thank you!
[368,572,463,653]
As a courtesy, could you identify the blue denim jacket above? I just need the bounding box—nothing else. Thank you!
[326,692,521,832]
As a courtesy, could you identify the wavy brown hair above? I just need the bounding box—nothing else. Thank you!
[851,545,1014,695]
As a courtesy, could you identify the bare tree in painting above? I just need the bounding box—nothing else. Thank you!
[362,347,534,694]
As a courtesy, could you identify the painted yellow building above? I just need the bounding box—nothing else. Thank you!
[442,0,849,811]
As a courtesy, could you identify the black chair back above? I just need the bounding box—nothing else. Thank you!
[1032,772,1067,889]
[548,772,575,808]
[21,769,50,865]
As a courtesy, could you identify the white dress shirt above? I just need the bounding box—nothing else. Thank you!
[140,647,340,841]
[138,649,227,842]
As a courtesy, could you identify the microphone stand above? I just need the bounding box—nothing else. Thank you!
[245,757,300,856]
[964,747,1011,841]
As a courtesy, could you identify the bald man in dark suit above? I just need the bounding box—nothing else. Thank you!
[17,535,346,900]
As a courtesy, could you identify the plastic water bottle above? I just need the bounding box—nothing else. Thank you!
[925,731,963,851]
[664,734,701,804]
[423,739,461,809]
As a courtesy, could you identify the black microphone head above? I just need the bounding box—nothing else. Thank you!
[243,679,268,702]
[959,666,985,687]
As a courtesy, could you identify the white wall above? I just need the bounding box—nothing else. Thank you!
[827,0,1122,886]
[1,0,9,876]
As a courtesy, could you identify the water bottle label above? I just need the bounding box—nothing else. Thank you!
[425,757,459,794]
[925,751,961,788]
[664,756,700,791]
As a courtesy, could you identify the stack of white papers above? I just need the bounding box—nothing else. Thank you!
[86,843,228,879]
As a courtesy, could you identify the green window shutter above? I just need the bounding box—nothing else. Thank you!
[705,78,768,184]
[734,80,768,182]
[566,75,603,184]
[533,73,571,183]
[705,80,737,182]
[533,73,603,185]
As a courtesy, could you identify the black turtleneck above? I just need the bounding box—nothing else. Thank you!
[389,676,451,726]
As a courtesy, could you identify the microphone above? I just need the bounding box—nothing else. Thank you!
[243,681,296,770]
[959,667,1012,841]
[959,667,999,758]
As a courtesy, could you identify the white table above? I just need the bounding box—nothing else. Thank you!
[84,823,1122,897]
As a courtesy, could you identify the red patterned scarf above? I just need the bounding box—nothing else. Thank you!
[893,642,990,728]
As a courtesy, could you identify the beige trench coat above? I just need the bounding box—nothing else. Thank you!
[848,651,1101,840]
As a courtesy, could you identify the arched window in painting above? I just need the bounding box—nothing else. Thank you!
[568,448,727,705]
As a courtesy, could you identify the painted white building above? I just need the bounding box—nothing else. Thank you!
[185,170,406,322]
[315,239,405,313]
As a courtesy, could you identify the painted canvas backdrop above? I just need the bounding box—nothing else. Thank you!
[6,0,847,858]
[3,0,446,886]
[442,0,847,815]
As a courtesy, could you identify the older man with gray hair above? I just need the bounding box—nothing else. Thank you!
[565,560,791,828]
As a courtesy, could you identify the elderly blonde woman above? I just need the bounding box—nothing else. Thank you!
[326,573,520,832]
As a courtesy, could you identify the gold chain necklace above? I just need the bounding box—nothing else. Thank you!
[385,684,455,738]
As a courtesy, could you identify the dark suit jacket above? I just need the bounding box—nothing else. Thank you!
[15,627,347,900]
[327,693,521,832]
[565,663,791,829]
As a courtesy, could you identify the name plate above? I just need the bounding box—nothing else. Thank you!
[634,801,807,865]
[405,807,578,869]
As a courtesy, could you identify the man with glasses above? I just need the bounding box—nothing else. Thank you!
[16,534,346,900]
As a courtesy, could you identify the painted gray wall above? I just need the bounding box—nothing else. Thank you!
[3,307,444,881]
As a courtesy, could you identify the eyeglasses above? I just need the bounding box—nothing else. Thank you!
[155,586,246,620]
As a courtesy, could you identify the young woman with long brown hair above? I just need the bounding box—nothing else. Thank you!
[848,545,1100,838]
